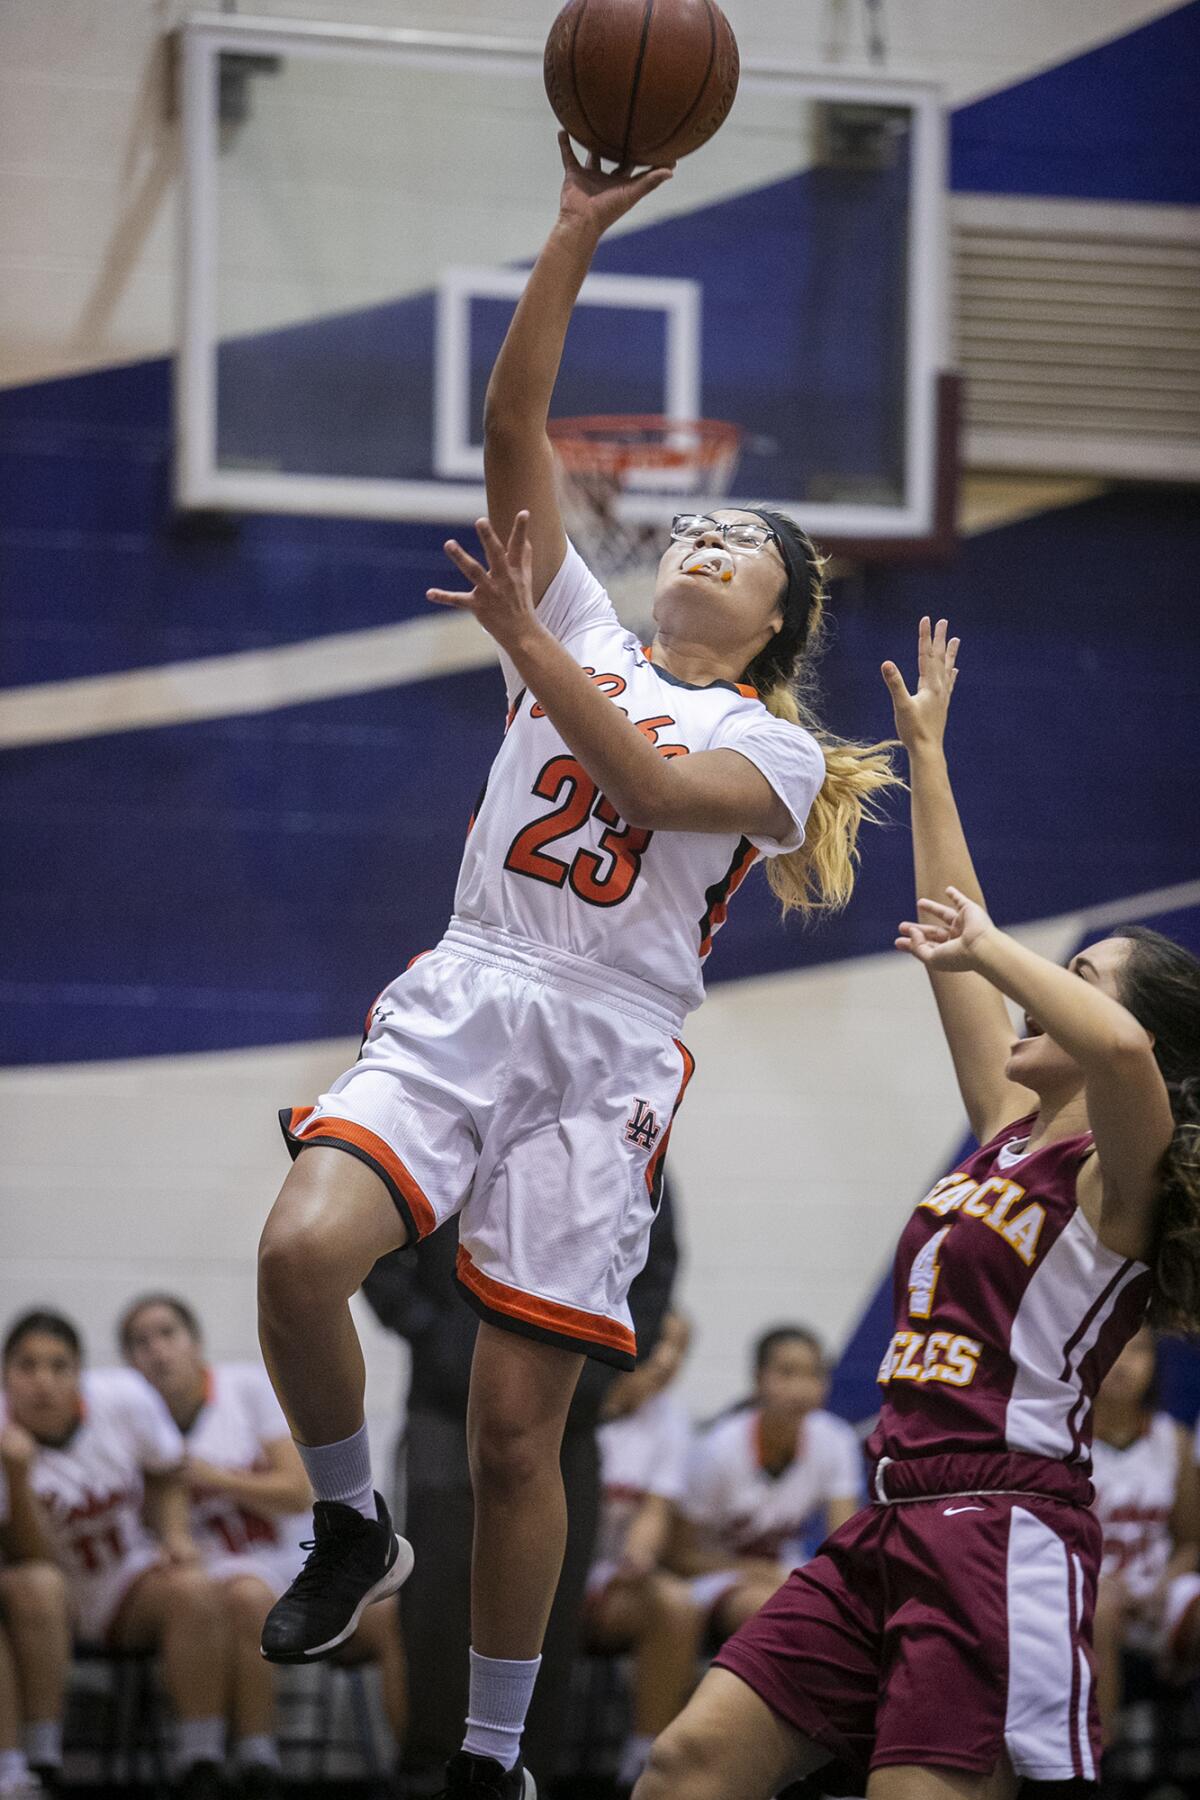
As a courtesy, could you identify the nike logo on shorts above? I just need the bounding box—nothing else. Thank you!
[943,1503,986,1515]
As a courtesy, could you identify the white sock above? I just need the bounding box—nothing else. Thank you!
[25,1721,62,1769]
[296,1422,376,1521]
[234,1733,282,1771]
[175,1716,225,1771]
[618,1732,655,1785]
[0,1749,33,1793]
[462,1647,542,1771]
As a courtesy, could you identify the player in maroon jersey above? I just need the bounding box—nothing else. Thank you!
[634,618,1200,1799]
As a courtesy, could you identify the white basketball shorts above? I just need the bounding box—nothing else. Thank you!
[280,918,694,1368]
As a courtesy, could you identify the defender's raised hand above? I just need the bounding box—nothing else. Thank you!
[896,885,996,973]
[882,615,960,755]
[557,130,674,237]
[427,510,541,652]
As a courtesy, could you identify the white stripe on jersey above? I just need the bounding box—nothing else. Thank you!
[459,542,825,1015]
[1006,1208,1146,1462]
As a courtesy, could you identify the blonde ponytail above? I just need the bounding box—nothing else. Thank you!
[759,681,901,919]
[737,508,903,918]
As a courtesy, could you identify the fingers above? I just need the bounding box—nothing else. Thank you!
[425,588,472,608]
[880,659,911,701]
[558,129,582,174]
[917,896,959,925]
[506,508,530,560]
[944,883,971,908]
[443,537,488,583]
[636,164,675,194]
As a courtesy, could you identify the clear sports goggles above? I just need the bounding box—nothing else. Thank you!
[670,513,779,554]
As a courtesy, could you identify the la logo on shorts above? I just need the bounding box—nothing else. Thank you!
[624,1099,662,1151]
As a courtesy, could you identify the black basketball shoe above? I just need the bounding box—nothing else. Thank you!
[260,1490,413,1663]
[436,1751,537,1798]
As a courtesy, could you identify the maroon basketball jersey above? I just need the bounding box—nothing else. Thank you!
[868,1116,1151,1472]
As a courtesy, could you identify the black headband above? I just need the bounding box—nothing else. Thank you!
[746,507,818,647]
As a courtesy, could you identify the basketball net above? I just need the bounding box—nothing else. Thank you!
[548,415,744,630]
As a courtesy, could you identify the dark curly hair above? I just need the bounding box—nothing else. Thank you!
[1114,927,1200,1332]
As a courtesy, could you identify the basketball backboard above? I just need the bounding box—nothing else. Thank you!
[176,13,950,556]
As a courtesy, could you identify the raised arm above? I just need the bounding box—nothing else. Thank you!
[483,133,673,601]
[883,619,1037,1143]
[898,889,1174,1260]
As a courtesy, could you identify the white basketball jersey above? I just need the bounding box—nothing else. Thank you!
[595,1388,693,1568]
[683,1406,864,1565]
[457,544,826,1015]
[5,1368,182,1599]
[184,1362,307,1575]
[1092,1411,1183,1604]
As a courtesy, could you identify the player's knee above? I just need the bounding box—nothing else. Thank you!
[258,1194,352,1311]
[223,1577,272,1638]
[467,1405,552,1495]
[163,1567,225,1638]
[648,1570,703,1635]
[0,1559,69,1625]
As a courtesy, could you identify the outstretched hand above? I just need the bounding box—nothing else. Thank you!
[427,510,541,653]
[882,615,959,755]
[896,886,996,973]
[557,130,674,237]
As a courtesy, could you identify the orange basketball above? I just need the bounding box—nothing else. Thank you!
[544,0,740,166]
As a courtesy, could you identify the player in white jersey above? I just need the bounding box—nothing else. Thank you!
[2,1311,229,1798]
[0,1420,70,1796]
[120,1294,407,1796]
[1090,1325,1200,1738]
[673,1328,862,1639]
[255,133,897,1798]
[585,1314,702,1791]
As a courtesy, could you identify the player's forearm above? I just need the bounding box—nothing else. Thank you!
[484,215,598,432]
[198,1465,311,1516]
[504,624,674,826]
[908,745,988,914]
[0,1470,55,1563]
[145,1470,195,1551]
[970,930,1154,1070]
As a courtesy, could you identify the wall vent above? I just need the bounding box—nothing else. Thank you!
[953,195,1200,481]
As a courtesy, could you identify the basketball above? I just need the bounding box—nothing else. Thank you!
[544,0,740,166]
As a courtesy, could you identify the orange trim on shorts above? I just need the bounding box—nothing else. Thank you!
[454,1244,637,1360]
[288,1110,437,1237]
[645,1038,695,1201]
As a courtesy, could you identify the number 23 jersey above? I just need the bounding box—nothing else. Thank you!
[454,542,826,1016]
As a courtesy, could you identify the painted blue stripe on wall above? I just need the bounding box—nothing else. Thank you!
[2,487,1198,1067]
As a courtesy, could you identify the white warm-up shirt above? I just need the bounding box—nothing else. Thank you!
[1,1369,183,1641]
[456,543,826,1014]
[595,1388,693,1569]
[1093,1412,1185,1606]
[183,1362,307,1583]
[684,1406,864,1566]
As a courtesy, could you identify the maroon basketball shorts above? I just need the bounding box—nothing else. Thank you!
[715,1474,1102,1782]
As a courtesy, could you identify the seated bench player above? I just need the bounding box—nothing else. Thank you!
[585,1312,702,1794]
[120,1294,406,1796]
[0,1419,71,1797]
[1,1310,227,1798]
[1091,1324,1200,1741]
[669,1326,862,1641]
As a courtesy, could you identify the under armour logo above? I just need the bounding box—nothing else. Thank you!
[624,1099,662,1151]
